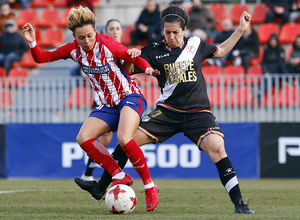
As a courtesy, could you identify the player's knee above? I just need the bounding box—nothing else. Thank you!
[76,132,88,145]
[76,133,82,145]
[118,139,130,147]
[202,138,226,163]
[213,144,226,156]
[210,144,227,161]
[117,133,132,147]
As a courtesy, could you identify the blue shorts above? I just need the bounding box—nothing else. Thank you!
[89,93,147,132]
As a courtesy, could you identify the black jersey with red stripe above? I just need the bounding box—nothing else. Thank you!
[140,36,218,112]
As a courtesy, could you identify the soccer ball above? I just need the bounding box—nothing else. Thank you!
[105,184,137,214]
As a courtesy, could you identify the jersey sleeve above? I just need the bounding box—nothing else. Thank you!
[102,35,152,71]
[30,43,72,63]
[200,40,218,61]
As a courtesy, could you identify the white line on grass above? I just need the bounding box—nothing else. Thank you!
[0,190,35,194]
[0,189,66,194]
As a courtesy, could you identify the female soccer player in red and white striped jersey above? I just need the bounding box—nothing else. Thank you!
[22,6,159,211]
[80,18,141,182]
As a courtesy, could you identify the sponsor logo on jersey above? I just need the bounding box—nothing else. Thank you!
[163,60,197,85]
[96,52,101,60]
[186,45,196,54]
[82,64,111,74]
[155,53,170,59]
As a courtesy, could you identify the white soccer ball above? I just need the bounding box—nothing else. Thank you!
[105,184,137,214]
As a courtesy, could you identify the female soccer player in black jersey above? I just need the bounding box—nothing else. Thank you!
[75,5,254,214]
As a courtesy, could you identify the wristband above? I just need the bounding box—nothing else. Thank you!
[145,67,153,72]
[29,40,37,48]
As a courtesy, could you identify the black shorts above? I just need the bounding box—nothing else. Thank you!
[138,106,224,149]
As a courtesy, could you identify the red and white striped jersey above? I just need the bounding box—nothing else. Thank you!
[30,33,151,107]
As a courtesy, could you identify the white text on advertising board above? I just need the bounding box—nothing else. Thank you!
[62,143,201,168]
[278,137,300,164]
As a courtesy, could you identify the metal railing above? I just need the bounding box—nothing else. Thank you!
[206,74,300,122]
[1,74,300,123]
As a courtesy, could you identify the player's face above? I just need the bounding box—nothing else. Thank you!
[163,22,186,49]
[73,24,96,51]
[106,21,122,43]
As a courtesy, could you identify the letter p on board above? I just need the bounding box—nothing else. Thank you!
[278,137,300,164]
[62,142,84,167]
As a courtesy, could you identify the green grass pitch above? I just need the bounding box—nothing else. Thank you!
[0,179,300,220]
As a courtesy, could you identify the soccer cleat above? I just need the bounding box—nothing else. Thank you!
[234,199,255,214]
[74,177,105,200]
[81,173,95,181]
[144,185,159,212]
[111,173,133,187]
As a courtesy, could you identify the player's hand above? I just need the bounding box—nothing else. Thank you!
[238,11,251,32]
[22,23,36,43]
[127,48,141,58]
[145,67,160,76]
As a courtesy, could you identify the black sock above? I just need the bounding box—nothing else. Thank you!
[84,158,96,176]
[97,144,128,191]
[215,157,242,206]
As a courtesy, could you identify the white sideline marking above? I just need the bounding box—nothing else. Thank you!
[0,189,66,194]
[0,189,35,194]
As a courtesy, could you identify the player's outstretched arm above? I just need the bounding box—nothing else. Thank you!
[213,11,251,58]
[22,23,66,63]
